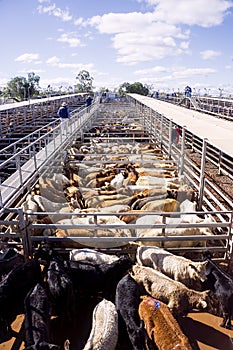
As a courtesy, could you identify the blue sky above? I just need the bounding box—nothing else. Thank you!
[0,0,233,96]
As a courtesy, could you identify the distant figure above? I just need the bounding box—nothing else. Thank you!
[85,95,93,111]
[57,101,70,134]
[172,126,182,144]
[155,91,159,98]
[185,86,192,97]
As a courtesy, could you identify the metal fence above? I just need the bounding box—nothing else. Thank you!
[0,98,232,261]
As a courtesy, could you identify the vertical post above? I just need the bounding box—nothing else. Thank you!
[168,119,173,159]
[0,111,2,136]
[16,154,23,186]
[179,126,186,176]
[18,208,31,259]
[0,185,3,207]
[218,150,222,175]
[197,138,208,211]
[33,144,38,172]
[160,114,164,148]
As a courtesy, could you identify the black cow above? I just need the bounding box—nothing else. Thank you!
[0,259,42,341]
[24,283,59,350]
[203,251,233,329]
[67,254,133,301]
[0,247,24,278]
[115,274,155,350]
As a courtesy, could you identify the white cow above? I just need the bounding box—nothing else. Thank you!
[131,264,210,316]
[70,248,119,264]
[136,214,213,248]
[136,245,207,290]
[83,299,118,350]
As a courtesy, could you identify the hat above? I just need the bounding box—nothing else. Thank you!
[62,102,67,106]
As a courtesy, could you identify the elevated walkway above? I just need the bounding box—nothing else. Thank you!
[129,94,233,158]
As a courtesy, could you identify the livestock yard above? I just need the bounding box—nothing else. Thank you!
[0,94,233,350]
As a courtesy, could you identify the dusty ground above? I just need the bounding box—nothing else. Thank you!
[1,311,233,350]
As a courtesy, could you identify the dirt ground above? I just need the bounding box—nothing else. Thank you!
[1,311,233,350]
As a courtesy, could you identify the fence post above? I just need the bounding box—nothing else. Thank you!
[179,126,186,176]
[160,114,164,149]
[168,119,173,159]
[197,138,208,210]
[16,154,23,187]
[218,150,223,175]
[18,208,31,259]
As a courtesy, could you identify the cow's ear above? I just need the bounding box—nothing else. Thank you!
[189,263,198,271]
[202,260,208,266]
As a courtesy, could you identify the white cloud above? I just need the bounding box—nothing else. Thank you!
[142,0,233,26]
[37,3,72,22]
[46,56,94,72]
[200,50,221,59]
[86,12,190,65]
[57,33,81,47]
[15,53,39,63]
[83,0,232,65]
[172,67,217,79]
[133,65,217,84]
[46,56,60,65]
[134,66,169,75]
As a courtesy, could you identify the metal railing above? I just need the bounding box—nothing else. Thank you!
[0,98,232,261]
[0,102,98,208]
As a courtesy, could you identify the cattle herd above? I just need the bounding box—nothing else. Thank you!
[1,139,232,349]
[0,244,232,349]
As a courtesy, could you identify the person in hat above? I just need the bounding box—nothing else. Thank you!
[57,101,70,134]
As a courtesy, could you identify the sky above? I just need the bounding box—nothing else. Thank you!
[0,0,233,96]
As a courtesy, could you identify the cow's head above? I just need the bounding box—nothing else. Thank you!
[189,260,208,282]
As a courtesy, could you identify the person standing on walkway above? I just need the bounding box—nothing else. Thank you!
[57,101,70,134]
[85,95,93,112]
[185,86,192,97]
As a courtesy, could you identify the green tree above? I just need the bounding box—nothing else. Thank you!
[75,70,94,92]
[118,82,131,97]
[118,82,149,96]
[6,72,40,101]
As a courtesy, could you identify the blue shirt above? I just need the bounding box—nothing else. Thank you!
[57,106,70,118]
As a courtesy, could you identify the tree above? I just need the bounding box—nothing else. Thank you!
[118,82,149,96]
[75,70,94,92]
[118,82,131,97]
[6,72,40,101]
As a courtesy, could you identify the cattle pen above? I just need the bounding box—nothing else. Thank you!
[0,94,233,350]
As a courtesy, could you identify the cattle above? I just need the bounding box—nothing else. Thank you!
[115,274,154,350]
[67,255,132,302]
[140,198,180,212]
[84,193,140,209]
[82,299,118,350]
[138,295,193,350]
[70,248,119,264]
[50,215,132,249]
[203,251,233,329]
[136,175,170,187]
[33,194,70,212]
[0,248,24,278]
[21,194,39,221]
[42,251,76,325]
[136,246,207,290]
[136,214,213,248]
[131,194,168,211]
[131,264,210,316]
[0,259,42,341]
[110,172,125,188]
[24,283,59,350]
